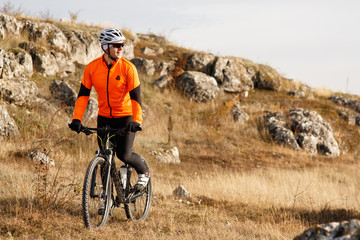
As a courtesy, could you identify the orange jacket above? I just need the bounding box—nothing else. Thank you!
[72,55,142,124]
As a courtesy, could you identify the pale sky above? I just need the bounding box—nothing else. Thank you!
[6,0,360,96]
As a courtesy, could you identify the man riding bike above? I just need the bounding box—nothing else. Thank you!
[69,27,150,197]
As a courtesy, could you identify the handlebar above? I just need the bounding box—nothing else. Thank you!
[80,126,142,136]
[68,123,142,136]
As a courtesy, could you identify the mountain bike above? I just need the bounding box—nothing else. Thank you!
[79,125,152,228]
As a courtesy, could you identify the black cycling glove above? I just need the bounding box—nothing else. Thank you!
[126,122,142,132]
[68,119,82,133]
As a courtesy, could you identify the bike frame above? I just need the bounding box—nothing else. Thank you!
[83,126,137,205]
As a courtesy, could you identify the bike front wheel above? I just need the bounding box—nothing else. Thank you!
[124,168,152,221]
[82,156,112,228]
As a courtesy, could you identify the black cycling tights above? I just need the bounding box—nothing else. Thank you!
[97,115,148,174]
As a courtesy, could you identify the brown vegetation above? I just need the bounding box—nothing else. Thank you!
[1,7,360,240]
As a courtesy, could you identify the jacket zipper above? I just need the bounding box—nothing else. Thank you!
[106,64,113,118]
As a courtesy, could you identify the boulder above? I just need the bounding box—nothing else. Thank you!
[0,104,19,137]
[173,185,191,198]
[154,60,175,76]
[330,95,360,113]
[290,108,340,157]
[124,30,139,45]
[263,111,300,150]
[330,95,352,106]
[176,71,219,102]
[288,90,306,98]
[141,47,163,56]
[212,57,255,93]
[294,219,360,240]
[28,151,55,166]
[0,78,39,106]
[186,53,215,75]
[337,108,360,126]
[123,42,135,60]
[254,64,282,91]
[49,80,77,107]
[231,101,249,124]
[153,75,173,89]
[152,146,180,164]
[131,57,155,76]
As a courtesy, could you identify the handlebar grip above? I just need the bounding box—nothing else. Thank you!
[82,128,92,135]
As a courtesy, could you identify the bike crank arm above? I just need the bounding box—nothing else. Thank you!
[125,190,146,204]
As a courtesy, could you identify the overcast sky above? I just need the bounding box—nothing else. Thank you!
[7,0,360,96]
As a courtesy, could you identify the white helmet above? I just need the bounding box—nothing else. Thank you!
[98,28,126,45]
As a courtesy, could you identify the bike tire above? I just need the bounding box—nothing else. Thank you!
[124,166,152,220]
[82,156,112,228]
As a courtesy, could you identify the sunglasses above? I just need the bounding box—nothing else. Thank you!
[111,43,125,48]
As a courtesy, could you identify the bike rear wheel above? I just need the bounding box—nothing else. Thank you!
[82,156,112,228]
[124,167,152,220]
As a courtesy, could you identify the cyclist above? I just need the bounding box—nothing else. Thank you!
[69,27,150,193]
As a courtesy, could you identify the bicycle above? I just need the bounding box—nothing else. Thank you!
[78,125,152,228]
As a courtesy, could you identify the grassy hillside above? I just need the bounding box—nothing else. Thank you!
[1,10,360,240]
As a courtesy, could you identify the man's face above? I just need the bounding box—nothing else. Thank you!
[109,41,125,59]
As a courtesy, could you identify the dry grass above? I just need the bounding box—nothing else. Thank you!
[1,75,360,240]
[1,14,360,239]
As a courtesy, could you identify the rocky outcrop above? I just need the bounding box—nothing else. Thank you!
[141,46,163,56]
[173,185,191,198]
[152,146,180,164]
[0,104,19,137]
[184,54,287,94]
[28,151,55,166]
[0,13,21,39]
[330,95,360,113]
[186,53,215,75]
[0,78,39,106]
[82,98,98,123]
[0,13,136,79]
[288,90,306,98]
[49,80,98,122]
[290,108,340,157]
[254,64,283,91]
[62,29,102,65]
[294,219,360,240]
[49,80,77,107]
[0,49,33,79]
[212,57,255,93]
[176,71,219,102]
[132,57,175,77]
[153,75,173,89]
[263,109,340,156]
[337,107,360,126]
[22,20,70,52]
[131,58,155,76]
[264,111,300,150]
[231,101,249,124]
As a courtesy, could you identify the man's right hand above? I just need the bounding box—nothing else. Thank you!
[68,119,82,133]
[126,122,142,132]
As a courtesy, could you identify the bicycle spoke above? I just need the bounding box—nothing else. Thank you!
[125,169,152,220]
